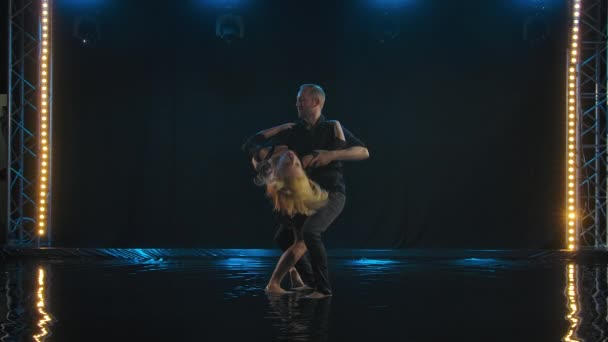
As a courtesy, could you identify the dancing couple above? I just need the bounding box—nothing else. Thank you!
[243,84,369,299]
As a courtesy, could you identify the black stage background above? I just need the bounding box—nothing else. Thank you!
[0,0,568,248]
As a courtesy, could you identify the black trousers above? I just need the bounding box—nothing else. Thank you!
[274,192,346,295]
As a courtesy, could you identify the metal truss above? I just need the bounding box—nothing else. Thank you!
[6,0,51,247]
[575,0,608,249]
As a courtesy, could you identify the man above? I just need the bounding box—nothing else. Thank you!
[245,84,369,298]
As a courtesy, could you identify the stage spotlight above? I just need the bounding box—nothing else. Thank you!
[215,13,244,43]
[73,14,100,46]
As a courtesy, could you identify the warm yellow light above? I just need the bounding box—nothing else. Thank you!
[569,175,574,180]
[41,132,47,137]
[572,43,578,48]
[42,169,47,173]
[569,167,574,172]
[569,198,574,203]
[569,221,575,226]
[43,154,48,158]
[43,146,48,151]
[569,76,575,80]
[39,214,45,219]
[569,83,575,88]
[569,99,575,103]
[41,199,46,204]
[569,229,574,234]
[569,91,574,96]
[574,11,580,16]
[38,222,44,227]
[42,79,47,83]
[569,121,575,126]
[569,152,574,157]
[569,130,575,134]
[43,10,48,15]
[571,51,577,55]
[42,26,48,31]
[573,27,579,32]
[569,106,575,110]
[41,184,46,189]
[39,229,44,235]
[569,213,575,219]
[569,145,574,150]
[569,244,575,249]
[42,109,47,113]
[42,139,47,144]
[569,67,575,72]
[42,116,47,121]
[569,160,574,165]
[40,207,45,212]
[569,114,575,119]
[569,182,574,187]
[569,137,574,142]
[569,190,574,195]
[43,3,48,7]
[42,18,48,23]
[573,34,578,39]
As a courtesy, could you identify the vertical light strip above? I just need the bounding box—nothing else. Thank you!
[563,264,579,342]
[38,0,51,236]
[567,0,581,251]
[33,267,52,342]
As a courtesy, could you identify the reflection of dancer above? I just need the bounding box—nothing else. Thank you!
[266,293,331,342]
[243,84,369,298]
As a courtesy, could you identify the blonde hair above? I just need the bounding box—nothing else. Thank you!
[265,174,328,217]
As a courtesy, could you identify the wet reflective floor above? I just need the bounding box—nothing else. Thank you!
[0,250,603,341]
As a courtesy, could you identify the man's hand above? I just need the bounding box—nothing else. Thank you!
[307,150,334,168]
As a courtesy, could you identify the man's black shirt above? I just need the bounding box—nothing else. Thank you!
[242,114,366,194]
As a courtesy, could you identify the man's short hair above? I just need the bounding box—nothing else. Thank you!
[299,84,326,105]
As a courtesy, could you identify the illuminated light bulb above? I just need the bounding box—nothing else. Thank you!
[39,215,45,219]
[39,230,44,235]
[569,229,574,234]
[39,222,44,227]
[569,213,575,218]
[569,175,574,180]
[569,114,575,119]
[571,51,577,56]
[569,221,575,226]
[569,244,575,249]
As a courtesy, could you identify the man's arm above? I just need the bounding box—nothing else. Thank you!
[308,121,369,167]
[241,123,295,160]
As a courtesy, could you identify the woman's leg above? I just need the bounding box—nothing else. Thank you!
[265,240,308,293]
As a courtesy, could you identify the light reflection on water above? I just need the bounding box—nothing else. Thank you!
[1,254,608,341]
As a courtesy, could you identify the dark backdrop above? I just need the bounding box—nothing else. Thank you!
[2,0,568,248]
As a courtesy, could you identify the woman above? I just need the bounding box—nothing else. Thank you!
[244,121,347,294]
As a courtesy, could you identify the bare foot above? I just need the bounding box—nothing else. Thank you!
[304,291,332,299]
[290,285,314,292]
[265,284,292,295]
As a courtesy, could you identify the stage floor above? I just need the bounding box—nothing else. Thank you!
[0,249,605,341]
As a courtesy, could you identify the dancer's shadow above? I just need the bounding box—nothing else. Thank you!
[265,292,331,342]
